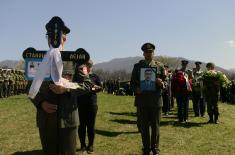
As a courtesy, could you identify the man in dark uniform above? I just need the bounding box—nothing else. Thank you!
[192,61,205,117]
[30,16,93,155]
[131,43,166,155]
[203,62,220,124]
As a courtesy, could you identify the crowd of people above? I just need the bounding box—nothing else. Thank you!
[23,16,234,155]
[0,68,27,98]
[129,43,233,155]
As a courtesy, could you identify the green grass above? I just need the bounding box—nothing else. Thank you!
[0,93,235,155]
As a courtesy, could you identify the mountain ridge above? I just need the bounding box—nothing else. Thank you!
[0,56,233,76]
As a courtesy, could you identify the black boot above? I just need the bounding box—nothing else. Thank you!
[142,148,150,155]
[207,115,213,123]
[214,115,219,124]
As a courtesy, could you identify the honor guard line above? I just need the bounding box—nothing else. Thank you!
[22,47,90,80]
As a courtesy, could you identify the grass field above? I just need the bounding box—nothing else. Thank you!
[0,93,235,155]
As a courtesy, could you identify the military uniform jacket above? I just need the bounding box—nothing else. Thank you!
[31,70,93,128]
[131,60,166,108]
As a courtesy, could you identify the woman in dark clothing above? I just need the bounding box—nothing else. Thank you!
[74,60,102,154]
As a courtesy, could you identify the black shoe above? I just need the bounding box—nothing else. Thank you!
[76,146,87,153]
[142,148,150,155]
[207,119,213,124]
[179,119,184,123]
[87,146,94,154]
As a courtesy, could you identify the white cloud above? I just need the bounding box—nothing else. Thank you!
[226,40,235,48]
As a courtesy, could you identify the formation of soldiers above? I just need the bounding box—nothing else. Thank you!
[161,61,232,124]
[0,68,27,98]
[100,60,233,124]
[102,79,134,96]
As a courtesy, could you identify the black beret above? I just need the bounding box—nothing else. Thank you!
[181,60,188,65]
[46,16,70,34]
[141,43,155,52]
[195,61,202,65]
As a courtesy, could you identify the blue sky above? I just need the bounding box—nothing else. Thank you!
[1,0,235,69]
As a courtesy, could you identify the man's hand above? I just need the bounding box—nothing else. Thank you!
[92,85,102,92]
[49,84,67,94]
[41,101,57,113]
[156,78,164,87]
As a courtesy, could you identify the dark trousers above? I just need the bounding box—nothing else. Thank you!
[162,91,170,114]
[39,114,77,155]
[206,96,219,117]
[78,104,98,147]
[176,95,189,122]
[192,91,205,116]
[137,106,161,152]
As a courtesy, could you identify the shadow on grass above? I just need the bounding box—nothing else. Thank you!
[161,115,178,119]
[109,111,136,117]
[12,150,42,155]
[110,119,137,124]
[95,129,138,137]
[161,120,208,128]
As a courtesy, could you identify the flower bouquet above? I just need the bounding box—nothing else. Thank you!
[202,70,230,89]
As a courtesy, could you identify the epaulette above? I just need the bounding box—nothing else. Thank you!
[154,60,164,67]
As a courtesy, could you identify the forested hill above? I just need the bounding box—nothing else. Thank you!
[0,60,19,69]
[94,56,230,74]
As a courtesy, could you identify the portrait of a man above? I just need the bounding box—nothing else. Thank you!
[140,68,156,91]
[26,60,50,80]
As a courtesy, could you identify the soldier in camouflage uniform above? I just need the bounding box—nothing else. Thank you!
[131,43,166,155]
[2,69,9,97]
[19,70,27,94]
[192,61,205,117]
[18,71,23,94]
[14,70,19,95]
[8,69,15,96]
[0,68,3,98]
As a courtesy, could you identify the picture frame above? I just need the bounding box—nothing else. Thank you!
[24,58,51,80]
[140,68,156,91]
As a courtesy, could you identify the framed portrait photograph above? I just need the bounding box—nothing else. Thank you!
[140,68,156,91]
[24,58,51,80]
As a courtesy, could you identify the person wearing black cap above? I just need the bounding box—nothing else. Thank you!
[172,60,192,123]
[29,16,93,155]
[131,42,166,155]
[192,61,205,117]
